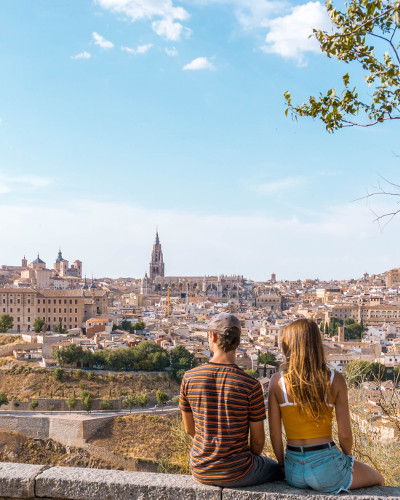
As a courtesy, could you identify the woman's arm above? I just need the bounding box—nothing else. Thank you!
[268,374,284,466]
[334,373,353,455]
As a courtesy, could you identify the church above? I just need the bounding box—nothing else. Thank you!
[141,231,253,302]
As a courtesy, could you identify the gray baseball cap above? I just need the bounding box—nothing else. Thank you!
[208,313,241,335]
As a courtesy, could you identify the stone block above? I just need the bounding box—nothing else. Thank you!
[0,462,47,498]
[222,481,400,500]
[36,467,222,500]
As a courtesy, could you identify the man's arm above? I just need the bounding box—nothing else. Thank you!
[249,420,265,455]
[182,410,195,438]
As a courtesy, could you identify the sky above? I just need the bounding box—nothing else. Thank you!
[0,0,399,281]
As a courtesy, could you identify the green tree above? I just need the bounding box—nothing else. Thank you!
[284,0,400,132]
[66,395,78,412]
[80,390,93,413]
[52,344,84,367]
[156,390,169,405]
[0,392,8,407]
[87,372,94,381]
[53,367,63,381]
[134,392,149,409]
[101,398,113,410]
[123,395,136,413]
[345,322,364,340]
[328,317,343,337]
[258,351,279,367]
[0,314,13,333]
[30,400,39,410]
[170,345,196,381]
[75,369,84,380]
[33,318,46,333]
[244,369,258,379]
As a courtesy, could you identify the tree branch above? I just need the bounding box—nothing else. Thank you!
[326,6,395,39]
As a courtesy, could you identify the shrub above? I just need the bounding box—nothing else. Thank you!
[75,369,84,380]
[87,372,94,381]
[101,398,113,410]
[53,368,63,381]
[30,400,39,410]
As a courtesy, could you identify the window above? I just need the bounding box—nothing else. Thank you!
[17,308,20,312]
[48,308,50,313]
[54,317,56,322]
[54,308,56,313]
[64,308,66,313]
[17,299,20,304]
[28,299,30,304]
[28,317,30,322]
[75,300,77,304]
[10,299,13,304]
[38,299,40,304]
[75,308,77,313]
[17,317,20,322]
[10,308,13,313]
[64,300,67,304]
[59,308,61,313]
[54,299,56,304]
[75,317,78,322]
[69,300,72,304]
[59,300,61,305]
[28,308,30,313]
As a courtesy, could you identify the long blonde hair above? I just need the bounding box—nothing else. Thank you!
[281,318,331,419]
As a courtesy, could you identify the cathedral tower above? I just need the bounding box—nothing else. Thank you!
[149,230,165,281]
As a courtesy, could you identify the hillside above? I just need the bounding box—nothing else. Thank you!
[0,368,180,401]
[0,430,116,469]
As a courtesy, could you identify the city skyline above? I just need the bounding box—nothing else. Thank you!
[1,1,400,280]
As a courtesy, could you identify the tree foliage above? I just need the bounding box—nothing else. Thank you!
[33,318,46,333]
[0,314,13,333]
[0,392,8,407]
[285,0,400,132]
[80,390,93,413]
[170,345,196,381]
[257,351,279,367]
[156,390,169,405]
[66,395,78,412]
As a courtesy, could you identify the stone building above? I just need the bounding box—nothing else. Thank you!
[0,288,108,332]
[143,231,253,301]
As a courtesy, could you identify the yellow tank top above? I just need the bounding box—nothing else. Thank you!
[279,370,334,440]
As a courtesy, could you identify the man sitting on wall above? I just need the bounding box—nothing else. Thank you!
[179,312,282,487]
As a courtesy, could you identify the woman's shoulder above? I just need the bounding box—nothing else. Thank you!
[269,372,282,391]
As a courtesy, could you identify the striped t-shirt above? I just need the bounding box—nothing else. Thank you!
[179,362,266,484]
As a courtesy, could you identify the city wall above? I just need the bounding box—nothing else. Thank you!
[0,463,400,500]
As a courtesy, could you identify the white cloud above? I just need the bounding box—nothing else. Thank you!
[95,0,190,40]
[183,57,216,71]
[121,43,153,55]
[0,172,52,194]
[193,0,287,30]
[92,32,115,49]
[71,51,91,59]
[152,17,191,40]
[165,46,178,56]
[261,1,331,64]
[0,198,397,280]
[254,176,308,194]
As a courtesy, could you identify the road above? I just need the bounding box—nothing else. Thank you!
[0,405,179,418]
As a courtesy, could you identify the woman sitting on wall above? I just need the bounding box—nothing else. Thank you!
[268,318,384,493]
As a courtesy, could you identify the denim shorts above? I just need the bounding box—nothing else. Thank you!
[284,444,354,494]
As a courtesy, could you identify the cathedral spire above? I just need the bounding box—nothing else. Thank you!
[150,230,164,281]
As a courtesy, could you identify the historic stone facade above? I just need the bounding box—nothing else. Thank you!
[0,288,108,332]
[144,232,254,301]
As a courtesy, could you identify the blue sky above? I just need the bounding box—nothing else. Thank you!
[0,0,399,281]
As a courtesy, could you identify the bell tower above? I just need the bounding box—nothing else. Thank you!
[149,230,165,281]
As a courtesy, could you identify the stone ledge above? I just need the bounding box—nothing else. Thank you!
[35,466,221,500]
[223,482,400,500]
[0,463,399,500]
[0,463,48,498]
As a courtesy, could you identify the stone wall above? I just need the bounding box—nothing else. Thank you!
[0,415,113,447]
[0,462,399,500]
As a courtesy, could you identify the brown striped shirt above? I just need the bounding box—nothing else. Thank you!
[179,362,266,484]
